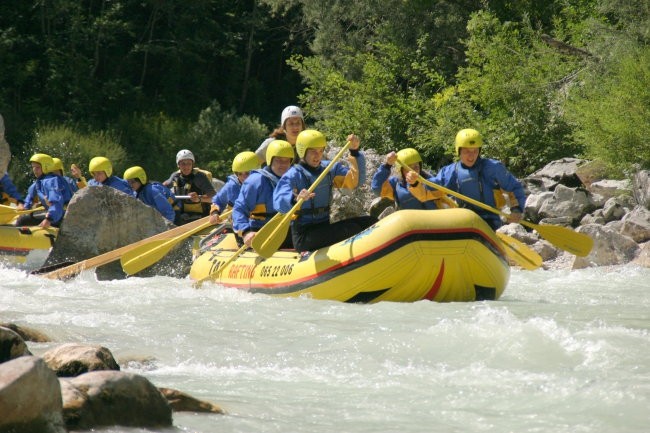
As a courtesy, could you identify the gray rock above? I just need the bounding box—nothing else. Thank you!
[43,185,192,280]
[61,370,172,430]
[42,343,120,377]
[0,326,32,363]
[632,170,650,210]
[573,224,640,269]
[0,356,66,433]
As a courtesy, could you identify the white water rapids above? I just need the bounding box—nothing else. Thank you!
[1,264,649,433]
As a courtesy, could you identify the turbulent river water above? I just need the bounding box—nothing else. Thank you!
[1,264,649,433]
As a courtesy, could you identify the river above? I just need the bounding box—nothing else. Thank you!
[1,264,649,433]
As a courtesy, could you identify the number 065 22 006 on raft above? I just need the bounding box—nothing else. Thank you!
[190,208,511,303]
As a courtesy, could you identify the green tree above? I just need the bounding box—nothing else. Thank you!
[566,45,650,174]
[189,101,267,180]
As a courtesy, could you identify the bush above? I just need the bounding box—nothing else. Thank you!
[14,124,127,190]
[189,101,268,180]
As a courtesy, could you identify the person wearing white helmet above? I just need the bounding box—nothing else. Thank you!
[164,149,216,225]
[409,128,527,230]
[254,105,306,164]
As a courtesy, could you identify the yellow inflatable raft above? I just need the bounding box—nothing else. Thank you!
[0,225,58,270]
[190,208,510,303]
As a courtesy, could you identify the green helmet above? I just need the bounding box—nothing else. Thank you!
[296,129,326,158]
[29,153,54,173]
[232,151,260,173]
[396,148,422,168]
[124,166,147,184]
[454,128,483,155]
[266,140,294,166]
[89,156,113,177]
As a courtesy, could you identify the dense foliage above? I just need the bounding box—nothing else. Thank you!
[1,0,648,190]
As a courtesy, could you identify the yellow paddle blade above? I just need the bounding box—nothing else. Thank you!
[121,220,215,275]
[251,212,292,259]
[496,232,543,270]
[120,239,174,275]
[521,221,593,257]
[0,214,16,225]
[0,206,46,225]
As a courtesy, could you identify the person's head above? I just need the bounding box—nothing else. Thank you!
[51,157,64,176]
[454,128,483,168]
[296,130,326,168]
[176,149,195,176]
[396,148,423,175]
[124,166,147,192]
[265,140,294,177]
[29,153,54,178]
[232,151,260,183]
[89,156,113,183]
[280,105,305,144]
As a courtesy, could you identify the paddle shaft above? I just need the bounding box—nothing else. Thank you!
[496,232,543,270]
[252,140,352,258]
[40,215,212,280]
[194,244,248,287]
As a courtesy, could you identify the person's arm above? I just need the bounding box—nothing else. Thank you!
[273,170,299,214]
[151,185,176,222]
[41,178,66,226]
[493,161,527,221]
[0,174,23,203]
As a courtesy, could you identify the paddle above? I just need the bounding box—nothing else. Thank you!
[120,210,232,275]
[0,205,45,225]
[252,140,353,259]
[40,215,213,280]
[496,232,543,270]
[397,158,594,257]
[193,244,248,288]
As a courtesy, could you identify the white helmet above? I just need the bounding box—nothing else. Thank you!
[280,105,304,127]
[176,149,195,165]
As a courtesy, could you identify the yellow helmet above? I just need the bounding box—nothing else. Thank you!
[232,151,260,173]
[51,157,64,173]
[29,153,54,173]
[89,156,113,177]
[266,140,294,166]
[124,166,147,184]
[454,128,483,154]
[396,148,422,168]
[296,129,326,158]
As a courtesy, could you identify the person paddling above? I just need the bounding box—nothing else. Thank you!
[372,148,453,212]
[124,166,176,222]
[209,151,260,224]
[273,129,376,252]
[87,156,134,196]
[15,153,70,228]
[164,149,216,225]
[410,128,526,230]
[233,140,294,248]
